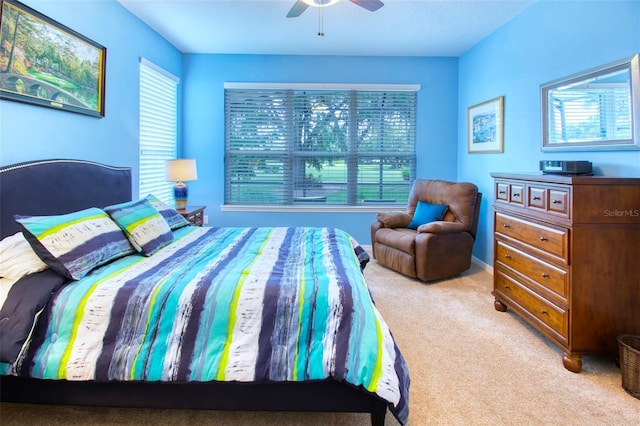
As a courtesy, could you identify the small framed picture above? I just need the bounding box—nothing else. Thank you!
[467,96,504,153]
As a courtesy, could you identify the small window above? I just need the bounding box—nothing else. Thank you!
[139,58,179,204]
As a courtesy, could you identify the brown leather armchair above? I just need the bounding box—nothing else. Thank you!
[371,179,481,282]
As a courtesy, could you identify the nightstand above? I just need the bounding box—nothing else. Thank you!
[177,205,206,226]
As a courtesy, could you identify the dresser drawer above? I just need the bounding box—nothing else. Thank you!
[526,185,571,218]
[548,189,569,215]
[528,186,546,209]
[496,241,569,300]
[510,184,524,205]
[494,271,568,340]
[496,182,509,202]
[495,180,524,206]
[495,213,569,261]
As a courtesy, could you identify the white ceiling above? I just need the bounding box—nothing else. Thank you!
[117,0,537,57]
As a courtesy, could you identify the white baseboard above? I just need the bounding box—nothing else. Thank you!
[472,256,493,274]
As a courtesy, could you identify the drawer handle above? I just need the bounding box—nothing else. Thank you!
[503,285,510,290]
[499,190,506,194]
[504,254,511,259]
[541,273,549,278]
[539,236,547,241]
[533,196,541,201]
[513,193,520,197]
[502,223,510,228]
[541,309,548,315]
[552,200,562,204]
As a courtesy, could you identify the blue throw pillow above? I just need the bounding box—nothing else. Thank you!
[407,201,448,230]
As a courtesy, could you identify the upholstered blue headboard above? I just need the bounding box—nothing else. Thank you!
[0,159,132,239]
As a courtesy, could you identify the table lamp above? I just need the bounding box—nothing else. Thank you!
[166,159,198,210]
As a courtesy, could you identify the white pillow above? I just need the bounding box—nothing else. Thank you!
[0,276,18,310]
[0,232,49,280]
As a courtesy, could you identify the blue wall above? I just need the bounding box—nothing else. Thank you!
[458,0,640,265]
[0,0,182,193]
[2,0,638,264]
[182,54,459,242]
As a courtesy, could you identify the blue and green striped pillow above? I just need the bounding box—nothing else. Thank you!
[15,208,134,280]
[145,194,190,230]
[105,199,173,256]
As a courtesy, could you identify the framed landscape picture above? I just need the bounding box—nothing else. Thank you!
[467,96,504,153]
[0,0,106,117]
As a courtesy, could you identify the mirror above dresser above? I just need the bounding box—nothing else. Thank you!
[541,54,640,151]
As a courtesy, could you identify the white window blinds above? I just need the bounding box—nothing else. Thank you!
[224,84,418,206]
[544,62,635,147]
[549,86,632,143]
[139,58,179,204]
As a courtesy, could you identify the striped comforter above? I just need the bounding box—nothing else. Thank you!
[14,226,409,423]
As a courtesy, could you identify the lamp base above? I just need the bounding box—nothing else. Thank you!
[173,182,188,210]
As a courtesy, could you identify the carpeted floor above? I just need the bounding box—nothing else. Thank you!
[1,254,639,425]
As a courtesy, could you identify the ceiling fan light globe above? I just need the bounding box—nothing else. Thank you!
[302,0,342,8]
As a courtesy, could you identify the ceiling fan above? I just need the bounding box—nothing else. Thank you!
[286,0,384,19]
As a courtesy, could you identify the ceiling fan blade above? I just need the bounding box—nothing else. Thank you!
[287,1,310,18]
[350,0,384,12]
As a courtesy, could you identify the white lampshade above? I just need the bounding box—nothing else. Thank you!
[166,159,198,182]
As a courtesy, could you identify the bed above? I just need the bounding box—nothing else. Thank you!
[0,159,410,425]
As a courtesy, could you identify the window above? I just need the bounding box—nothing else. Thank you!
[139,58,179,204]
[224,83,418,207]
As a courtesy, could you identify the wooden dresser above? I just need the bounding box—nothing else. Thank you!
[491,172,640,372]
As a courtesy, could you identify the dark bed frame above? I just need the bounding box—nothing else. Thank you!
[0,159,389,425]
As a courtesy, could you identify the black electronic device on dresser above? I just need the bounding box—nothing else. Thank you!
[539,160,592,175]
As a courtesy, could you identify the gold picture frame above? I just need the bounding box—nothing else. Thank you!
[0,0,106,117]
[467,96,504,153]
